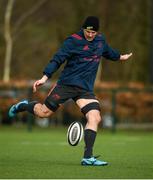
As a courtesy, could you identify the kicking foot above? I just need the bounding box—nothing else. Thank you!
[8,100,28,117]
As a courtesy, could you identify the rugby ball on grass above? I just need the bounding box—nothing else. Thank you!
[67,121,84,146]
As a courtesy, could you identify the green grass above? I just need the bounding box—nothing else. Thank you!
[0,125,153,179]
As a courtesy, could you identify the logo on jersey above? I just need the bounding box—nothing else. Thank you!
[83,45,89,51]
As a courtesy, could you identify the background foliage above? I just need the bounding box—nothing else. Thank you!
[0,0,151,82]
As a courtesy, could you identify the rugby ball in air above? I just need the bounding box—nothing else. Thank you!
[67,121,84,146]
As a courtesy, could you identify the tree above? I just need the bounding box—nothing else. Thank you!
[3,0,14,82]
[3,0,48,82]
[150,0,153,83]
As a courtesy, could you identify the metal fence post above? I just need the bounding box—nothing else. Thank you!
[111,89,117,133]
[27,86,33,132]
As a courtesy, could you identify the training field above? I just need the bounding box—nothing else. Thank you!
[0,125,153,179]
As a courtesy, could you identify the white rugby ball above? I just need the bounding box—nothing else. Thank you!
[67,121,84,146]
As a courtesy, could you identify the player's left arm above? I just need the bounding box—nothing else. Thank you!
[120,53,133,61]
[102,36,133,61]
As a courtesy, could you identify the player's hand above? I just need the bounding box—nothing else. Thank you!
[120,53,132,61]
[33,75,48,92]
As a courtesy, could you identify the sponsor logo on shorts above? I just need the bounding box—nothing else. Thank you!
[52,94,60,100]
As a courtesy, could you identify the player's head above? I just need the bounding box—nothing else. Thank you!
[82,16,99,41]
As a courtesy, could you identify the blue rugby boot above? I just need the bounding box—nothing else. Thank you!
[8,100,28,118]
[81,156,108,166]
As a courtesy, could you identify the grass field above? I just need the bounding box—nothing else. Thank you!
[0,125,153,179]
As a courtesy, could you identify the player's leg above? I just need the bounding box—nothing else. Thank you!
[33,103,54,118]
[8,85,61,118]
[8,84,74,118]
[76,98,108,166]
[76,99,101,157]
[77,99,101,131]
[8,100,55,118]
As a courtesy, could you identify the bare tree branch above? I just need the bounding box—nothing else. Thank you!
[13,0,48,40]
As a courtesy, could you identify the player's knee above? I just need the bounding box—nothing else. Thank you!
[86,110,102,124]
[95,113,102,124]
[34,103,53,118]
[81,102,101,124]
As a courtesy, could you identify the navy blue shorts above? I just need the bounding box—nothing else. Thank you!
[44,84,97,112]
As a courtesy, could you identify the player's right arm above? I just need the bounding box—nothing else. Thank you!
[33,37,74,92]
[43,37,74,78]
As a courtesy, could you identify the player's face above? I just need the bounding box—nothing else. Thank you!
[83,29,97,41]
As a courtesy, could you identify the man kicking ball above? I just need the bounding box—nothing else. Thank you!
[9,16,132,166]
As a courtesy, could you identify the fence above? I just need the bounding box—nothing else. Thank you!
[0,81,153,130]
